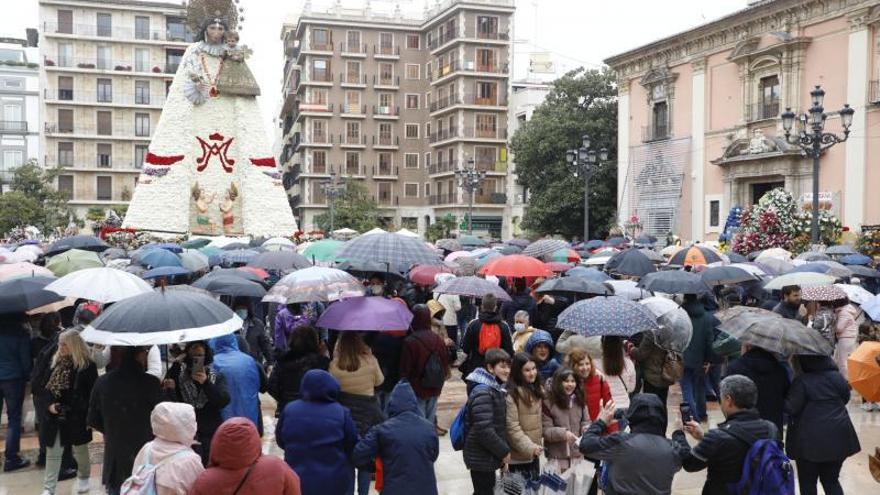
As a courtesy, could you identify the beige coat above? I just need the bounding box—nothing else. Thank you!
[505,392,543,463]
[541,397,588,464]
[329,354,384,396]
[512,327,536,354]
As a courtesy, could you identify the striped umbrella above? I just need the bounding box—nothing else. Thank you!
[667,246,723,267]
[523,239,569,259]
[337,232,441,267]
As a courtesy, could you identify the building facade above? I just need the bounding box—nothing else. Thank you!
[278,0,515,238]
[38,0,190,218]
[0,31,40,193]
[606,0,880,242]
[506,79,550,238]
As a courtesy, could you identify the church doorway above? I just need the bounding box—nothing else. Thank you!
[751,181,785,205]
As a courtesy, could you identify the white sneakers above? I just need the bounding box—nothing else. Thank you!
[76,478,91,493]
[861,402,879,412]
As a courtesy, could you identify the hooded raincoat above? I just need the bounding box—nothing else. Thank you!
[524,330,561,382]
[132,402,205,495]
[209,334,264,431]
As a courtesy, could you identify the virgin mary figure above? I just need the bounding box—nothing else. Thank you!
[123,0,297,237]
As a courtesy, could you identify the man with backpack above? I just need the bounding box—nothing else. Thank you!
[459,294,513,385]
[674,374,792,495]
[399,304,449,426]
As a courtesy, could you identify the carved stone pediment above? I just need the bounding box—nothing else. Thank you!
[729,36,761,59]
[639,66,678,88]
[712,132,802,165]
[728,33,811,63]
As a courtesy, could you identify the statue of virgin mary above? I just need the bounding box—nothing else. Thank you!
[123,0,297,237]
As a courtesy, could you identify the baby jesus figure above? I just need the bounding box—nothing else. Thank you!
[217,31,260,97]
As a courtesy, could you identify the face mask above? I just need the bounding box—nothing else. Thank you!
[514,323,526,332]
[235,309,248,320]
[370,285,384,296]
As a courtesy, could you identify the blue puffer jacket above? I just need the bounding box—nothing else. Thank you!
[352,381,439,495]
[277,369,358,495]
[525,330,560,381]
[0,320,31,381]
[209,334,261,428]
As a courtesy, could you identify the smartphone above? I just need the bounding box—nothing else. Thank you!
[191,356,205,374]
[679,402,693,424]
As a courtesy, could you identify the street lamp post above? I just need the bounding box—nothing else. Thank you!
[455,158,486,235]
[320,170,346,232]
[566,134,608,242]
[781,85,854,245]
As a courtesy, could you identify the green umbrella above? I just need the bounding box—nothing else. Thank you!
[459,235,487,248]
[182,238,212,249]
[303,239,345,263]
[46,249,104,277]
[199,246,223,257]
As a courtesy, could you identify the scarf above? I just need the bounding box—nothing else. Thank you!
[47,355,74,400]
[178,363,215,410]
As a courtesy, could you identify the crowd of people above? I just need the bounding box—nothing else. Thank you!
[1,244,879,495]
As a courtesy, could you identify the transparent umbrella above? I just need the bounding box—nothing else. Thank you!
[640,296,692,352]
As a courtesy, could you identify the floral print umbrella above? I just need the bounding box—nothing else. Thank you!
[800,285,849,302]
[557,296,659,337]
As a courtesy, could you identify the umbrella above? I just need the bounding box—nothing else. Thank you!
[192,274,267,298]
[835,283,873,305]
[727,263,768,277]
[726,252,748,263]
[199,268,266,285]
[142,266,191,280]
[637,270,711,295]
[316,296,413,331]
[459,235,488,248]
[793,261,852,279]
[221,242,252,251]
[45,267,153,303]
[583,251,614,266]
[140,249,182,269]
[638,248,665,263]
[716,307,833,356]
[335,260,408,279]
[337,232,441,267]
[548,248,580,263]
[247,251,311,271]
[81,290,243,346]
[825,245,858,256]
[800,285,848,302]
[557,297,659,337]
[840,254,872,266]
[409,264,454,286]
[535,277,611,297]
[154,243,183,254]
[395,228,420,239]
[217,249,260,266]
[660,245,682,258]
[46,249,104,277]
[847,265,880,279]
[0,262,54,282]
[199,246,223,257]
[544,262,574,273]
[479,255,553,278]
[45,235,108,256]
[701,266,759,286]
[473,250,503,268]
[796,252,831,262]
[605,249,657,277]
[263,266,365,304]
[865,295,880,321]
[494,245,522,255]
[179,251,210,272]
[755,248,792,261]
[0,276,64,314]
[606,237,628,247]
[523,239,569,259]
[433,276,511,301]
[363,227,388,236]
[604,280,650,301]
[237,266,270,280]
[566,266,612,282]
[763,272,835,290]
[758,257,795,274]
[302,239,345,263]
[435,238,462,252]
[506,238,531,248]
[100,248,128,261]
[583,240,606,251]
[639,296,693,353]
[262,237,296,249]
[848,342,880,402]
[634,235,658,245]
[667,245,723,267]
[445,251,472,263]
[181,238,212,249]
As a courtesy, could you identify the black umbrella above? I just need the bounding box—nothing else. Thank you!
[0,276,63,314]
[634,235,657,245]
[584,240,606,251]
[726,252,748,264]
[247,251,311,271]
[45,235,108,256]
[335,260,408,278]
[605,249,657,277]
[701,266,759,286]
[80,290,242,346]
[535,277,611,297]
[191,275,267,298]
[637,270,711,295]
[199,268,266,285]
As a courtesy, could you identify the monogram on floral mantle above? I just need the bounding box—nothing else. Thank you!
[123,0,296,237]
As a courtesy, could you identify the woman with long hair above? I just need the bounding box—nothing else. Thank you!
[597,336,636,411]
[35,329,98,495]
[542,368,588,472]
[268,325,330,415]
[505,353,544,487]
[329,333,384,495]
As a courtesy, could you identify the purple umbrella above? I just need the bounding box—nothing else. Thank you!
[317,296,413,331]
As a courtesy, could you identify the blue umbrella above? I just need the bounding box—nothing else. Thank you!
[840,254,872,266]
[584,240,606,251]
[557,296,659,337]
[142,266,190,280]
[140,249,182,269]
[155,243,183,254]
[218,249,260,266]
[565,266,612,282]
[474,250,502,268]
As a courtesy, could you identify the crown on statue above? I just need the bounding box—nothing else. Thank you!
[186,0,245,33]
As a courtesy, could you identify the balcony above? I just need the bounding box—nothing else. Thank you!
[339,104,367,117]
[297,102,334,115]
[305,71,334,83]
[0,121,27,133]
[429,126,507,144]
[339,43,367,56]
[373,75,401,88]
[43,57,173,75]
[474,192,508,205]
[428,29,459,51]
[377,194,398,207]
[304,41,333,53]
[429,92,507,112]
[42,21,193,43]
[372,164,398,177]
[339,72,368,87]
[44,90,166,107]
[429,194,455,205]
[429,127,458,144]
[341,163,364,176]
[44,122,151,139]
[746,101,780,122]
[301,134,334,146]
[373,135,400,148]
[428,160,459,175]
[373,45,400,58]
[642,123,671,142]
[428,59,509,82]
[339,134,368,148]
[372,105,400,118]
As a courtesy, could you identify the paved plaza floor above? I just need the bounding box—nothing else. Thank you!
[2,372,879,494]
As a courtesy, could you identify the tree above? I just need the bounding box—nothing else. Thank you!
[314,179,381,233]
[509,68,618,239]
[1,160,71,235]
[426,214,456,242]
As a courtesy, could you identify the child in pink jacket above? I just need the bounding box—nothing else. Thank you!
[132,402,204,495]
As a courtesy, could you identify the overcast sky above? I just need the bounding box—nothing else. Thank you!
[5,0,749,137]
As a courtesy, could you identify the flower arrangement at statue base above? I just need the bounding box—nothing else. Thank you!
[104,230,186,250]
[731,188,841,255]
[857,226,880,258]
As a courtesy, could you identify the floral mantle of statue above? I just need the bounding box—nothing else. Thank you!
[122,2,297,237]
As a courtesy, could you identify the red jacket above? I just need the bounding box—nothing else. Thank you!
[399,329,449,399]
[583,374,618,433]
[189,418,301,495]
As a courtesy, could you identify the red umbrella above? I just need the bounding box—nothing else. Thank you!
[480,255,553,278]
[545,262,574,273]
[237,266,269,279]
[409,264,454,286]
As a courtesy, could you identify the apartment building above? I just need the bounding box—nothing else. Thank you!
[38,0,190,218]
[0,31,40,193]
[279,0,515,238]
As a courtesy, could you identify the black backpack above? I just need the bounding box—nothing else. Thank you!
[413,333,445,389]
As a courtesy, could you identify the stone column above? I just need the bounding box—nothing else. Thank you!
[691,57,707,242]
[844,9,871,229]
[616,79,630,227]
